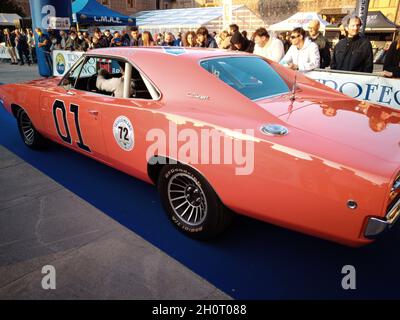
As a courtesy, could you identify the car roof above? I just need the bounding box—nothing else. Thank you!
[86,46,250,62]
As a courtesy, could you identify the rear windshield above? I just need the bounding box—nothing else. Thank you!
[200,56,289,101]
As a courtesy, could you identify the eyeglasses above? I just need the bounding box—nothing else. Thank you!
[290,35,300,39]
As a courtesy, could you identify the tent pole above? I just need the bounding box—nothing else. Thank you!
[77,21,80,32]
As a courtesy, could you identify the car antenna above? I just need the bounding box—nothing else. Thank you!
[290,70,297,102]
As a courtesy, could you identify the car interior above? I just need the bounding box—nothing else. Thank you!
[61,57,154,100]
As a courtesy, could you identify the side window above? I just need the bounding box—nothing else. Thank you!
[63,55,159,100]
[60,57,84,90]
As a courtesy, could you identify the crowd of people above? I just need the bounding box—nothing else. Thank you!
[1,15,399,77]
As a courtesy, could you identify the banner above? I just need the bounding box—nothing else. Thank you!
[356,0,370,34]
[53,50,84,76]
[0,44,10,59]
[29,0,73,77]
[0,43,20,59]
[306,70,400,110]
[53,50,115,77]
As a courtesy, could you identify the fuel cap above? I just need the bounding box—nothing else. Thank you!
[260,124,289,136]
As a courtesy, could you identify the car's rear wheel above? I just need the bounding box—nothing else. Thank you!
[157,164,232,239]
[17,109,47,149]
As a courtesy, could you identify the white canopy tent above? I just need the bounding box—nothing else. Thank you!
[133,5,266,35]
[0,13,22,26]
[269,12,329,31]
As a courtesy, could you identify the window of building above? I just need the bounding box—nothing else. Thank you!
[127,0,135,9]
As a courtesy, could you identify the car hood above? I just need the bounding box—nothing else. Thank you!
[256,90,400,164]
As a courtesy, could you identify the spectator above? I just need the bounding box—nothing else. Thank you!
[229,24,239,36]
[230,31,254,53]
[196,27,218,48]
[141,31,155,46]
[110,31,126,47]
[121,30,130,45]
[15,29,31,65]
[104,30,113,46]
[253,27,284,62]
[241,30,248,39]
[216,30,231,49]
[130,26,142,46]
[162,32,175,46]
[94,29,109,48]
[0,29,4,43]
[59,30,68,49]
[35,28,53,73]
[4,28,18,65]
[182,31,197,47]
[174,32,182,46]
[156,33,164,45]
[65,31,80,51]
[49,29,62,51]
[331,15,373,73]
[27,29,37,63]
[338,24,347,40]
[280,27,320,71]
[383,35,400,78]
[308,19,331,68]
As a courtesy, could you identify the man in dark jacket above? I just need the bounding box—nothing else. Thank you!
[331,15,373,73]
[308,19,331,68]
[15,29,31,65]
[230,31,254,53]
[196,27,218,48]
[383,40,400,78]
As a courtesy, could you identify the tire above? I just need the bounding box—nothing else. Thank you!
[17,109,47,149]
[157,164,232,240]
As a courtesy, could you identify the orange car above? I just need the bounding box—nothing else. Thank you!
[0,47,399,247]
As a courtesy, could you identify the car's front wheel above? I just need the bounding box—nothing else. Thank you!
[17,109,47,149]
[157,164,232,239]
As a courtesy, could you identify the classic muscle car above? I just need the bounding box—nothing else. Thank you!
[0,47,399,247]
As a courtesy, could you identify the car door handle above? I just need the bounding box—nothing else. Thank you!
[88,110,99,116]
[66,90,76,96]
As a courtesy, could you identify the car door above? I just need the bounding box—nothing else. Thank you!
[99,60,162,177]
[39,56,108,162]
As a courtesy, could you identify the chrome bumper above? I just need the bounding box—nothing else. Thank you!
[364,198,400,238]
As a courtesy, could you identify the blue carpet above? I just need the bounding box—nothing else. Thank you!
[1,100,400,299]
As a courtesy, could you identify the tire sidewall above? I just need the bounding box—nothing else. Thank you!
[158,165,221,238]
[17,109,35,146]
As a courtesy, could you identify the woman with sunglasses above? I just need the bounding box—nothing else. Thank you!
[279,27,320,72]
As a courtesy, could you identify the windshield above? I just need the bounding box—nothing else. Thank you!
[200,56,289,101]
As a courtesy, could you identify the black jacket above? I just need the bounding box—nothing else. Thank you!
[230,31,254,53]
[383,41,400,78]
[310,33,331,68]
[331,35,373,73]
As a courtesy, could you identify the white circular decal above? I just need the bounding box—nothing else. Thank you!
[113,116,134,151]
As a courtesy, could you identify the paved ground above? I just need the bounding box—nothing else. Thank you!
[0,145,230,300]
[0,62,230,299]
[0,61,39,84]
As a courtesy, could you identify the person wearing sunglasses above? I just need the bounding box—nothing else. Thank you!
[279,27,320,72]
